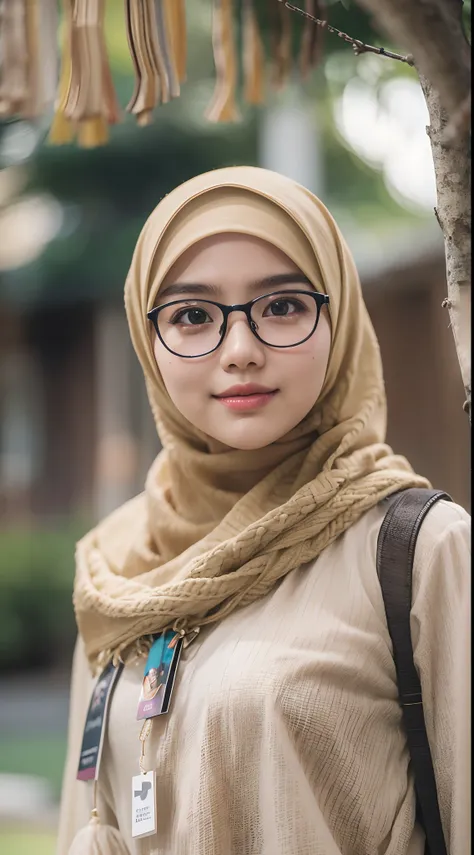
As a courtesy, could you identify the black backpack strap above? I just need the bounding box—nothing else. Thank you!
[376,487,452,855]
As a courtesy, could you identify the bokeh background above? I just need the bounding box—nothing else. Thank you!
[0,2,470,853]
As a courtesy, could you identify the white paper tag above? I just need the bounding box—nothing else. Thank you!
[131,771,156,838]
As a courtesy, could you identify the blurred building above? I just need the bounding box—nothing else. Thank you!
[363,236,470,510]
[0,219,470,525]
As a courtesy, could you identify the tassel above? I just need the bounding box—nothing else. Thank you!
[242,0,265,105]
[299,0,326,80]
[145,0,169,106]
[101,52,121,126]
[49,0,75,144]
[100,0,121,125]
[274,1,292,91]
[159,0,180,99]
[4,0,53,120]
[124,0,142,118]
[167,0,187,83]
[206,0,240,123]
[68,811,130,855]
[49,110,75,144]
[64,0,119,148]
[145,0,181,105]
[0,0,29,116]
[125,0,161,126]
[68,779,129,855]
[39,0,60,117]
[77,116,108,148]
[22,0,39,117]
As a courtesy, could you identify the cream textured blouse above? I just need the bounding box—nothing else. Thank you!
[56,499,470,855]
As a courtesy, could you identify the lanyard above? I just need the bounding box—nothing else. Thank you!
[77,626,199,840]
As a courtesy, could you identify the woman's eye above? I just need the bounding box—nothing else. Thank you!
[171,308,212,325]
[264,299,304,317]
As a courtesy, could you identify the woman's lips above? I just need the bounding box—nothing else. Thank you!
[215,391,278,411]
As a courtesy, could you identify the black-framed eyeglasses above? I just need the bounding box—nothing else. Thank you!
[147,289,330,359]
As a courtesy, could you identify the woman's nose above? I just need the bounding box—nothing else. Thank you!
[219,313,266,370]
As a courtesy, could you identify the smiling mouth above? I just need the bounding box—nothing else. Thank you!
[214,390,278,411]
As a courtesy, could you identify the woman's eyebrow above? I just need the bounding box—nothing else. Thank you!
[261,273,313,289]
[159,273,313,301]
[159,282,220,299]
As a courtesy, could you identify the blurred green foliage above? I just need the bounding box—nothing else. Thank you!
[0,831,56,855]
[0,733,67,800]
[1,120,258,306]
[0,523,84,671]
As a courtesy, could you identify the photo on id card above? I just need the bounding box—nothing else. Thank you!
[136,630,182,720]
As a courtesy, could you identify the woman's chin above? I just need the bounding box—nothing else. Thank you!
[208,425,282,451]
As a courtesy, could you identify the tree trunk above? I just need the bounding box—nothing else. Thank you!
[354,0,471,420]
[421,76,472,421]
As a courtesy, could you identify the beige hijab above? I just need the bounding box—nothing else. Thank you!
[74,166,429,669]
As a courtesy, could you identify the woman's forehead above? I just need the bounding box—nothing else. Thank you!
[144,190,331,312]
[161,233,303,284]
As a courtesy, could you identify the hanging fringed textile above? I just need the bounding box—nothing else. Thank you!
[242,0,265,105]
[205,0,240,122]
[49,0,119,147]
[63,0,120,147]
[124,0,181,126]
[299,0,325,79]
[155,0,180,100]
[49,0,75,143]
[0,0,327,145]
[125,0,161,126]
[0,0,57,120]
[269,0,292,91]
[0,0,29,117]
[168,0,187,84]
[32,0,58,118]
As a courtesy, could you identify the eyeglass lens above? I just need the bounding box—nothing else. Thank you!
[156,292,320,357]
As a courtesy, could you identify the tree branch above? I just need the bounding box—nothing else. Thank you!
[279,0,415,65]
[354,0,470,116]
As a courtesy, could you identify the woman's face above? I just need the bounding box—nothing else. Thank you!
[152,234,331,451]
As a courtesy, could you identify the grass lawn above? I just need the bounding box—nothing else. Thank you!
[0,830,56,855]
[0,733,65,853]
[0,733,67,800]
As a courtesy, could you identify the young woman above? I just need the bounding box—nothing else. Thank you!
[57,166,470,855]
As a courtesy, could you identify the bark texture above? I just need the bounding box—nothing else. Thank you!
[354,0,471,419]
[421,76,472,418]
